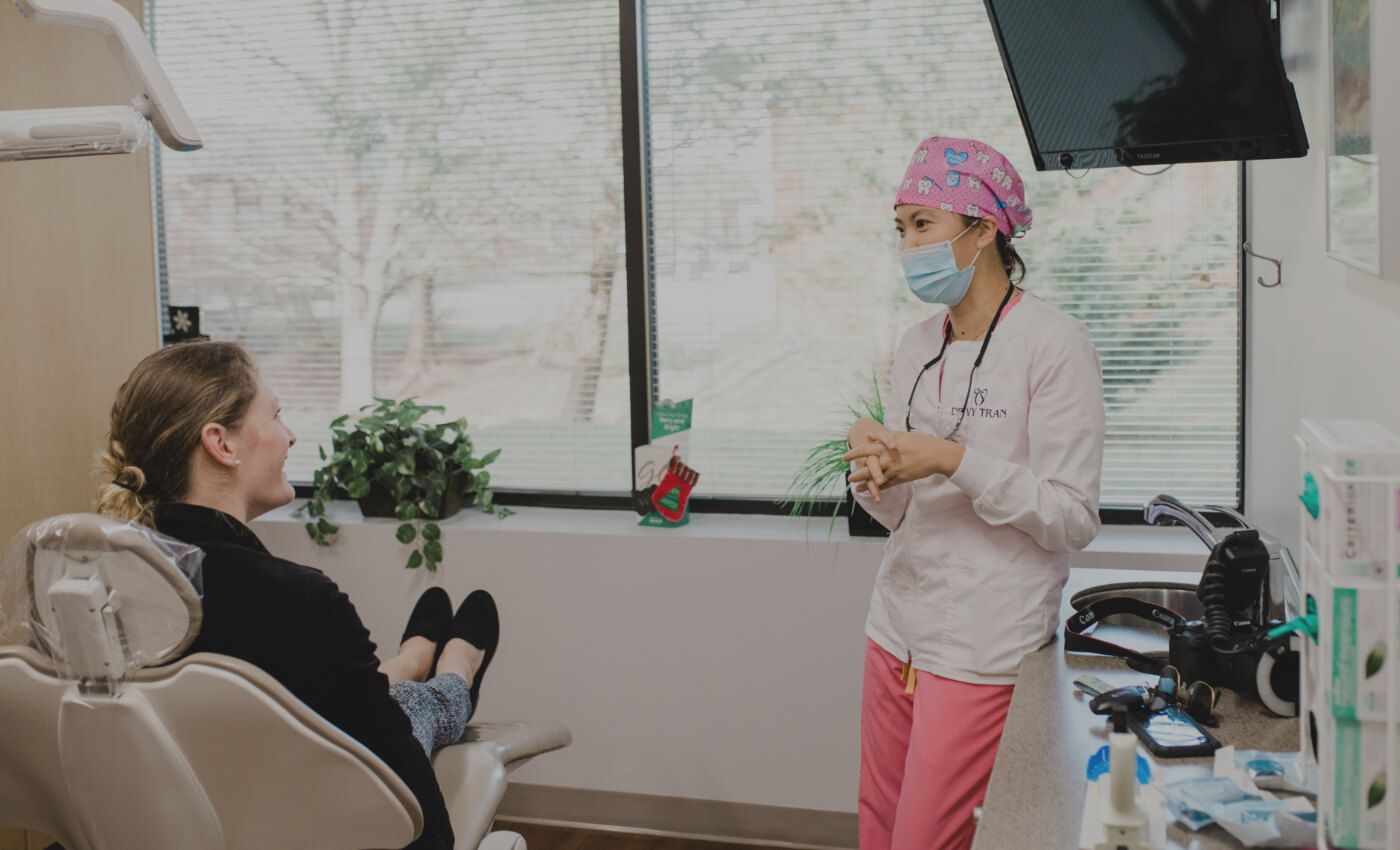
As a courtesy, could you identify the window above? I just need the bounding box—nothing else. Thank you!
[642,0,1241,507]
[152,0,1244,512]
[151,0,628,492]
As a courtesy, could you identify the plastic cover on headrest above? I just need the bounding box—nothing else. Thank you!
[0,105,152,162]
[0,514,204,689]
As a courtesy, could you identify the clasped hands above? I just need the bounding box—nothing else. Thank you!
[843,418,964,503]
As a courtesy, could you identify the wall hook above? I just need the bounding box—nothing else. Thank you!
[1242,242,1282,288]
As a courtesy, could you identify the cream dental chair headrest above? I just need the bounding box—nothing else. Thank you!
[1,512,204,691]
[0,513,425,849]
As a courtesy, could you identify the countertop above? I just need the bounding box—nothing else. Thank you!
[971,569,1304,850]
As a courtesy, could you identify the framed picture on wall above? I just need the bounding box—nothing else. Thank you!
[1325,0,1382,275]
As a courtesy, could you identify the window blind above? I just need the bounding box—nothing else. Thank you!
[151,0,629,492]
[152,0,1244,508]
[643,0,1241,506]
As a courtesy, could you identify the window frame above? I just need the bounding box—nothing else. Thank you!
[613,0,1249,522]
[155,0,1249,523]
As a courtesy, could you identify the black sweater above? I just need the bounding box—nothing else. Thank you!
[155,503,452,850]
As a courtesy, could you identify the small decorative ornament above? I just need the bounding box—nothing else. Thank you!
[165,305,207,343]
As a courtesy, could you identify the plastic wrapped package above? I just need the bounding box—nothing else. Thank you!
[1163,777,1317,847]
[0,513,204,692]
[1231,749,1318,796]
[0,105,151,162]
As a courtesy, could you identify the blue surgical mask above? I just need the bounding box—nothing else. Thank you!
[900,224,982,305]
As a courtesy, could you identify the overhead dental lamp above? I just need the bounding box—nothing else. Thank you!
[0,0,201,162]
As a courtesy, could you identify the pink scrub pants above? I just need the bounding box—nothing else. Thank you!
[858,639,1015,850]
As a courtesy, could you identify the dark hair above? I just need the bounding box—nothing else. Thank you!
[96,340,260,525]
[959,215,1026,284]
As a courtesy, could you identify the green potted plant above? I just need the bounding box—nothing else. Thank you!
[780,373,889,538]
[295,397,508,570]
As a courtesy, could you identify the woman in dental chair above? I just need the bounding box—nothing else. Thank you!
[94,339,496,850]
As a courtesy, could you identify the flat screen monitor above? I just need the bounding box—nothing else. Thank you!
[983,0,1309,170]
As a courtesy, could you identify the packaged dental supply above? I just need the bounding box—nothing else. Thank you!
[1165,777,1317,848]
[1321,578,1396,722]
[1220,748,1317,796]
[1166,790,1216,832]
[1165,778,1278,832]
[1297,420,1400,582]
[1323,718,1390,850]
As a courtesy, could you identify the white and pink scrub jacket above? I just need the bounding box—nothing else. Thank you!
[854,290,1106,685]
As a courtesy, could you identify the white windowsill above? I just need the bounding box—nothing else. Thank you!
[256,501,1212,572]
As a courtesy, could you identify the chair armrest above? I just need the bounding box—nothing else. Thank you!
[433,741,508,850]
[435,721,571,850]
[477,831,526,850]
[462,722,572,769]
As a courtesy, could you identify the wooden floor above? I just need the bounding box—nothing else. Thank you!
[22,824,774,850]
[499,822,771,850]
[22,824,775,850]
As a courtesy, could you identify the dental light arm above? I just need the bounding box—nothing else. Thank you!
[2,0,201,161]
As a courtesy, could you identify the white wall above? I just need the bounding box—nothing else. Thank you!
[257,508,878,812]
[1245,0,1400,547]
[255,506,1202,814]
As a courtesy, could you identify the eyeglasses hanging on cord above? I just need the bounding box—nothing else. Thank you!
[904,282,1017,442]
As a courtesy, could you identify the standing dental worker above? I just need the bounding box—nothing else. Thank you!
[843,136,1106,850]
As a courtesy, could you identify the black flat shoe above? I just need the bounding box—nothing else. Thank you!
[402,587,453,647]
[444,589,499,721]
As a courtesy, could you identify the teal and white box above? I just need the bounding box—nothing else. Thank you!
[1327,580,1393,722]
[1298,420,1400,582]
[1325,718,1390,850]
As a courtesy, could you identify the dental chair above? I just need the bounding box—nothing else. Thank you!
[0,514,570,850]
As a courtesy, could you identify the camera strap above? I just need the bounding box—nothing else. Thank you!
[1064,595,1188,671]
